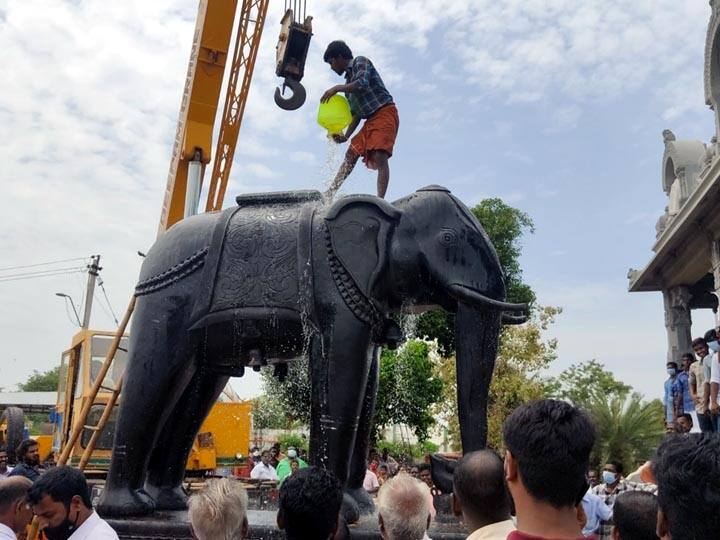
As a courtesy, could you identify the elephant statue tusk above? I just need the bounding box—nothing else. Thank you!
[448,283,528,312]
[501,312,528,325]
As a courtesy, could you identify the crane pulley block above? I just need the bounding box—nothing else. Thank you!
[274,9,313,111]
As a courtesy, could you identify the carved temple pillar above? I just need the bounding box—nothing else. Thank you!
[710,239,720,326]
[663,286,693,363]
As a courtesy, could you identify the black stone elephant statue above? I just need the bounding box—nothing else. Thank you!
[97,185,526,519]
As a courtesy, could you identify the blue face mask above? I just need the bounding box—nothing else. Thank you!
[667,368,677,376]
[602,471,617,485]
[708,340,720,353]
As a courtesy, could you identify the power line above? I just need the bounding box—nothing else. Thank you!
[0,266,87,280]
[0,268,86,283]
[97,277,119,325]
[0,257,88,273]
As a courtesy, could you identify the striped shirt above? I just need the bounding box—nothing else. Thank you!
[344,56,394,119]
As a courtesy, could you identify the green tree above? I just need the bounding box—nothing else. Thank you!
[584,392,665,470]
[18,367,60,391]
[259,360,311,426]
[435,306,561,450]
[547,360,632,410]
[416,198,535,356]
[251,393,295,430]
[374,340,444,442]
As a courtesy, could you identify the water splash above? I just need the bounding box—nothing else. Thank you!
[319,137,344,202]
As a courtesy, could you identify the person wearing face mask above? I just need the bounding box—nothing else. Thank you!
[663,362,680,425]
[674,354,698,431]
[591,461,657,540]
[690,337,715,433]
[27,466,118,540]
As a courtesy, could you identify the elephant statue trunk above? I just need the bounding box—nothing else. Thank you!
[455,302,502,451]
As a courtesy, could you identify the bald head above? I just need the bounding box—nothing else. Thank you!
[453,450,511,527]
[0,477,32,513]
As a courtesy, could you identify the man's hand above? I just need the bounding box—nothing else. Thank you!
[321,85,342,103]
[711,401,719,415]
[331,133,348,143]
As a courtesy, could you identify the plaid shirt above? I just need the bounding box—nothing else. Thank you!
[344,56,394,119]
[591,480,658,540]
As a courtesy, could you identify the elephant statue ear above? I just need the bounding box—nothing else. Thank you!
[324,196,401,298]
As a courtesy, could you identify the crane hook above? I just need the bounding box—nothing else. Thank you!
[274,77,307,111]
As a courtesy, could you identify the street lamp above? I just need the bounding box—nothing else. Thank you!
[55,292,81,326]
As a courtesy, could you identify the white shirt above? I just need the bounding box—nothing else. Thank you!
[0,523,16,540]
[363,469,379,491]
[466,519,516,540]
[709,354,720,405]
[250,462,278,480]
[69,510,119,540]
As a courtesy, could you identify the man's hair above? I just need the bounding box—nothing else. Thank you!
[503,399,595,509]
[677,413,693,426]
[377,473,430,540]
[612,491,659,540]
[417,464,431,473]
[323,41,353,62]
[16,439,38,460]
[680,353,694,362]
[188,478,248,540]
[666,361,677,369]
[691,337,707,348]
[27,466,92,508]
[0,446,6,454]
[0,476,32,513]
[607,460,624,475]
[653,434,720,539]
[453,450,510,524]
[703,328,717,342]
[279,466,343,540]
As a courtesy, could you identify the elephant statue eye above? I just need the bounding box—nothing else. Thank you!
[438,228,458,247]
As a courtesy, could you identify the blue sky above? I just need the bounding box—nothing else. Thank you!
[1,0,716,400]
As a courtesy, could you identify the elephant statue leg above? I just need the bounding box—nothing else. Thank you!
[345,346,379,514]
[97,292,197,517]
[144,366,229,510]
[308,314,374,524]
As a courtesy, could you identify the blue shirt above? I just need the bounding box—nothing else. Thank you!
[675,371,694,413]
[582,490,612,536]
[344,56,394,119]
[664,377,677,422]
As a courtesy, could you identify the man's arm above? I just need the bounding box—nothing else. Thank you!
[321,80,361,102]
[321,57,371,102]
[689,369,698,403]
[332,115,361,143]
[711,356,720,413]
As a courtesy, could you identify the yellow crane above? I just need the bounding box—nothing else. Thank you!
[43,0,316,488]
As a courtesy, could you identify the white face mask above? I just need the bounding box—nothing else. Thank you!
[708,340,720,353]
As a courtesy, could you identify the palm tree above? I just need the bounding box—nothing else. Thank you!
[584,392,665,470]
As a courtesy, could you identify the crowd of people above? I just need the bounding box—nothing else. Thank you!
[664,327,720,434]
[188,399,720,539]
[1,398,718,539]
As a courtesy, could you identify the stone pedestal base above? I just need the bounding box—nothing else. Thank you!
[106,506,468,539]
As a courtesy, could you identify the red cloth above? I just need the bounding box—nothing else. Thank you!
[506,531,591,540]
[350,104,399,169]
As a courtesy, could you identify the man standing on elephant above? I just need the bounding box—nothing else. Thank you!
[321,40,399,200]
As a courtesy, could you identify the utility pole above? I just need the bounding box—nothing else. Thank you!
[81,255,101,329]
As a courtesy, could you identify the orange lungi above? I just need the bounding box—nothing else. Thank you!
[350,104,399,170]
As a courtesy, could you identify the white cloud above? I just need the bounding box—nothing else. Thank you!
[0,0,715,396]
